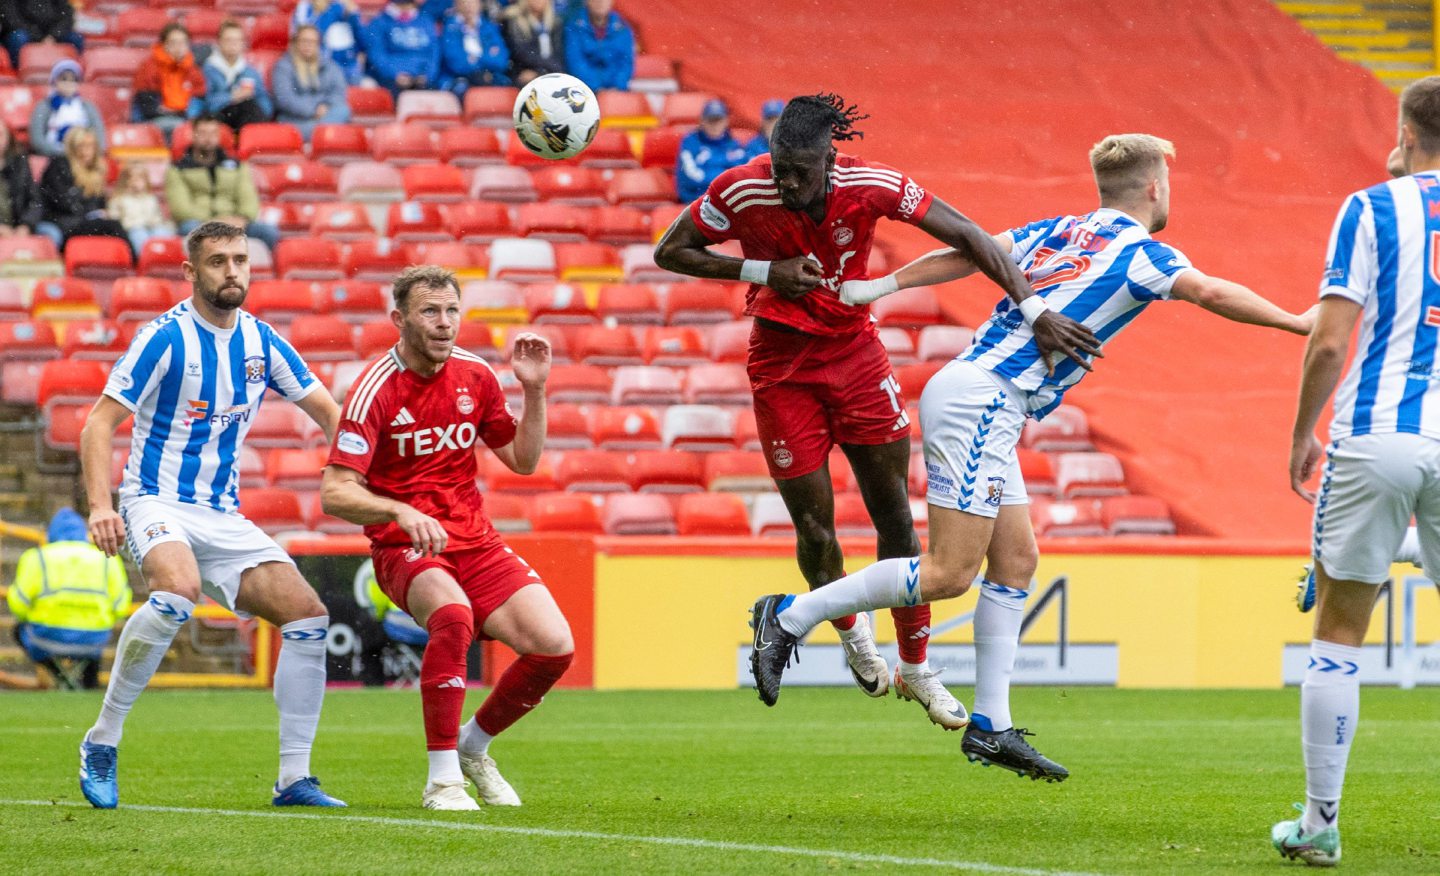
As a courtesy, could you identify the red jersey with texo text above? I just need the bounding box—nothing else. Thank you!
[687,152,934,336]
[326,346,518,550]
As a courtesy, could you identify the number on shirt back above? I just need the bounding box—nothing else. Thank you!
[880,374,910,430]
[1025,247,1092,290]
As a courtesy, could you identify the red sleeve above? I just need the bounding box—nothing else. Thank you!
[868,160,934,226]
[326,373,385,474]
[685,167,746,244]
[477,364,518,449]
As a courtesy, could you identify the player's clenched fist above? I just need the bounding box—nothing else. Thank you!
[768,257,825,300]
[511,333,552,389]
[88,507,125,557]
[394,505,448,557]
[1030,310,1104,376]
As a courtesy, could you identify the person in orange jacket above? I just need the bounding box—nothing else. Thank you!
[132,22,206,139]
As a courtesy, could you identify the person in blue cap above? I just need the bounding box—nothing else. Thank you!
[6,507,131,690]
[676,98,748,204]
[745,98,785,160]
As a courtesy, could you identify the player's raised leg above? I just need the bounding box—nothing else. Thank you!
[406,568,482,811]
[81,541,199,809]
[234,561,346,807]
[458,583,574,806]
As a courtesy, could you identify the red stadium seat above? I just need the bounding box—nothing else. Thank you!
[309,202,376,241]
[460,280,525,322]
[486,493,530,533]
[545,364,611,403]
[275,238,345,281]
[248,14,292,52]
[524,283,597,324]
[895,361,944,400]
[597,90,656,130]
[437,126,502,167]
[676,492,749,536]
[662,404,733,451]
[630,54,678,94]
[254,161,339,203]
[596,283,660,325]
[917,325,976,361]
[1055,452,1127,499]
[319,281,388,321]
[371,123,437,165]
[266,447,330,490]
[872,288,942,328]
[488,238,556,282]
[532,166,607,205]
[554,242,623,283]
[602,493,676,535]
[469,165,538,203]
[336,161,404,203]
[709,320,752,363]
[515,203,593,242]
[44,403,96,451]
[0,279,25,320]
[134,236,187,281]
[30,277,99,321]
[647,203,686,243]
[401,164,467,203]
[607,169,676,208]
[347,87,395,125]
[481,453,557,494]
[61,319,127,361]
[665,281,738,325]
[1,360,45,403]
[64,235,133,280]
[529,492,602,534]
[238,123,306,164]
[629,449,704,493]
[310,125,371,166]
[683,363,750,405]
[343,239,411,281]
[1101,495,1176,536]
[588,207,651,245]
[38,358,108,407]
[1030,498,1106,538]
[396,89,462,127]
[1017,448,1056,496]
[404,241,483,275]
[660,92,718,127]
[640,326,705,365]
[383,201,451,243]
[247,404,313,448]
[834,493,877,538]
[288,314,356,361]
[578,128,640,169]
[77,84,128,126]
[109,277,174,324]
[573,325,642,365]
[620,243,673,283]
[18,42,78,85]
[83,46,146,86]
[703,451,773,492]
[556,449,631,492]
[107,123,167,160]
[447,202,514,244]
[238,488,308,535]
[183,8,229,42]
[640,126,686,170]
[611,365,682,405]
[750,493,795,537]
[1022,406,1092,452]
[245,280,321,324]
[544,403,593,449]
[461,86,519,126]
[357,320,399,358]
[590,406,661,450]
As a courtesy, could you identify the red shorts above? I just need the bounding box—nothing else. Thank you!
[748,320,911,479]
[371,536,539,637]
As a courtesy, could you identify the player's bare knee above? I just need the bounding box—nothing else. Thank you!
[146,575,201,604]
[923,552,982,601]
[987,545,1039,586]
[792,512,838,555]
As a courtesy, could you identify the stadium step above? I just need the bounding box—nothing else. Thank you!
[1276,0,1436,92]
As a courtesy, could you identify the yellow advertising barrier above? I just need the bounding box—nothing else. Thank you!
[593,542,1440,690]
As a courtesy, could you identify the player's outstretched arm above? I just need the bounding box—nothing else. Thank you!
[295,388,341,444]
[492,333,550,475]
[653,210,823,299]
[79,396,132,556]
[1289,297,1363,502]
[1170,271,1314,335]
[839,246,990,306]
[321,465,448,556]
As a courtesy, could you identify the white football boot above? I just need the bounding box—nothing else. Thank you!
[894,663,970,730]
[459,751,522,806]
[838,613,889,697]
[422,780,481,811]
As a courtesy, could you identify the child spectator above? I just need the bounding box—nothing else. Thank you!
[0,124,40,237]
[564,0,633,92]
[292,0,366,86]
[35,127,131,256]
[366,0,441,95]
[29,59,105,160]
[0,0,83,70]
[273,24,352,141]
[202,20,274,135]
[503,0,564,86]
[440,0,510,94]
[108,163,173,254]
[133,23,206,139]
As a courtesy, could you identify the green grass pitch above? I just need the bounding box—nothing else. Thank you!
[2,687,1437,874]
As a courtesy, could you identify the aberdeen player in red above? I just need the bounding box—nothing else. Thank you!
[655,94,1098,726]
[321,266,571,811]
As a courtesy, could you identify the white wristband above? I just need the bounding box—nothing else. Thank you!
[1018,296,1050,324]
[839,274,899,306]
[740,259,771,286]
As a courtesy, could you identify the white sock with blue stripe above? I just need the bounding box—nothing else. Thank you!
[776,558,922,637]
[1301,639,1360,834]
[276,616,329,789]
[971,579,1029,733]
[89,591,194,747]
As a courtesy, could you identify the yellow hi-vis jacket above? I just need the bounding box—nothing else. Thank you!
[6,540,131,632]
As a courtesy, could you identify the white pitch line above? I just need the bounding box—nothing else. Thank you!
[1,799,1106,876]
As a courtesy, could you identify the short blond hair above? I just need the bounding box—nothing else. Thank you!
[1089,134,1175,200]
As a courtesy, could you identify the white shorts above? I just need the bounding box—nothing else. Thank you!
[919,360,1029,518]
[1313,433,1440,584]
[120,495,295,614]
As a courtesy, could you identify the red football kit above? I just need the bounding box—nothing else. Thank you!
[327,346,538,627]
[688,152,935,478]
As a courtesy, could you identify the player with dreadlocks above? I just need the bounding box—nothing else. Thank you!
[655,94,1099,732]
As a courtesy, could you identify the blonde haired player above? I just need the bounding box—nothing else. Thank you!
[747,133,1313,782]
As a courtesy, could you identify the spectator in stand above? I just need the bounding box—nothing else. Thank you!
[676,98,748,204]
[0,123,40,238]
[202,20,274,135]
[35,127,132,255]
[108,163,174,254]
[29,59,105,160]
[273,24,352,142]
[564,0,633,92]
[744,98,784,160]
[504,0,564,86]
[439,0,511,95]
[133,23,206,139]
[165,113,279,252]
[366,0,441,96]
[292,0,366,86]
[0,0,83,71]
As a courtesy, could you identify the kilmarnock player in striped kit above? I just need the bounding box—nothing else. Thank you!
[76,221,347,809]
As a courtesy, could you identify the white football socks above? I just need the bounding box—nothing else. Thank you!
[1301,639,1360,834]
[275,616,329,789]
[89,591,193,747]
[776,557,921,637]
[428,749,463,786]
[458,716,494,757]
[971,579,1029,733]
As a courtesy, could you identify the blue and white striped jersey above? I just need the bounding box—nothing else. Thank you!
[962,208,1194,418]
[104,301,320,512]
[1324,171,1440,442]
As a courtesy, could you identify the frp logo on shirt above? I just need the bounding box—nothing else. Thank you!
[698,195,730,232]
[337,430,369,455]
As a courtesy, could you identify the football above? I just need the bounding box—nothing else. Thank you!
[512,73,601,161]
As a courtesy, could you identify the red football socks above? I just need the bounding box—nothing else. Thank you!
[830,614,858,631]
[475,652,573,737]
[420,603,474,751]
[891,603,931,664]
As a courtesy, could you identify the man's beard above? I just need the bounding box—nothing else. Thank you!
[201,281,246,310]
